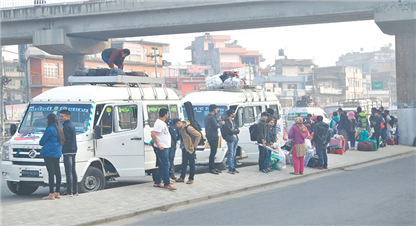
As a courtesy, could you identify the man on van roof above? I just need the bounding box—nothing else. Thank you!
[204,104,225,175]
[101,48,130,69]
[151,108,176,190]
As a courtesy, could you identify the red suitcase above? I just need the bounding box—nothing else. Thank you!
[387,138,395,145]
[329,149,344,155]
[329,138,345,152]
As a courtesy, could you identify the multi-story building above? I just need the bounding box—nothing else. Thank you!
[309,66,364,106]
[26,39,169,98]
[2,59,26,104]
[185,33,264,77]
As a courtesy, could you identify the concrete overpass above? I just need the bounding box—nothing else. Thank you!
[0,0,415,145]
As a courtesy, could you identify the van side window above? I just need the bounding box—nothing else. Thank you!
[243,106,255,125]
[100,106,113,135]
[147,105,168,127]
[255,106,262,115]
[115,105,138,132]
[269,105,280,119]
[236,107,244,127]
[169,105,179,119]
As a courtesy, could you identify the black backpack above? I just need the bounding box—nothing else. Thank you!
[249,124,257,141]
[183,101,205,146]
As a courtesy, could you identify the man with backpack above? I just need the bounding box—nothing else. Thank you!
[356,107,368,131]
[204,104,225,175]
[312,116,330,170]
[257,112,269,173]
[221,109,240,175]
[172,118,202,184]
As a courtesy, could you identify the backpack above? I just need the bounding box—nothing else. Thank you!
[249,124,257,141]
[183,101,205,146]
[184,125,205,146]
[357,113,367,128]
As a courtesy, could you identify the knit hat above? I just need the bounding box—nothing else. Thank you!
[348,111,355,119]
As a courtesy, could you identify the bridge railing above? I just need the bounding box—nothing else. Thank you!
[1,0,113,9]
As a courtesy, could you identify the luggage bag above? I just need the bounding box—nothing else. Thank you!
[387,138,395,145]
[357,141,373,151]
[329,138,345,152]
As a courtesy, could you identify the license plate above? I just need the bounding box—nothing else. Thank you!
[21,170,40,177]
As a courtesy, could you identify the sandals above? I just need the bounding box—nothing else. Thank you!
[290,172,300,175]
[54,193,61,199]
[42,194,55,200]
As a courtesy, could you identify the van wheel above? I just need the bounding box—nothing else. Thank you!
[7,182,38,195]
[215,157,227,170]
[78,167,106,193]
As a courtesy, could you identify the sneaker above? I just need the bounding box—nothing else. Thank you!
[314,167,324,170]
[233,169,239,173]
[209,170,219,175]
[261,169,269,173]
[186,180,194,184]
[164,184,177,190]
[175,177,185,182]
[324,167,328,169]
[153,183,164,188]
[227,169,235,175]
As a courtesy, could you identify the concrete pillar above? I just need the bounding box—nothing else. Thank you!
[375,2,416,146]
[63,54,85,86]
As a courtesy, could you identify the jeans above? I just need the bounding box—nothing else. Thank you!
[258,146,268,171]
[168,147,176,176]
[381,129,388,146]
[44,157,61,193]
[265,149,272,170]
[208,139,218,171]
[180,148,196,180]
[64,154,78,194]
[348,131,356,149]
[227,140,238,170]
[374,129,381,150]
[102,56,110,65]
[153,147,170,186]
[387,131,391,139]
[315,143,328,168]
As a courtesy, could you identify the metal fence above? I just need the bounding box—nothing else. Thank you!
[1,0,111,9]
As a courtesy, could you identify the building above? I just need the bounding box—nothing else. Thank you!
[309,66,364,106]
[336,45,396,106]
[185,33,264,76]
[253,59,314,108]
[165,77,205,97]
[2,59,26,104]
[26,39,169,98]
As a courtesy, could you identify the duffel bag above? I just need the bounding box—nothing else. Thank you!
[87,69,97,76]
[387,138,395,145]
[357,141,373,151]
[307,154,319,168]
[73,68,89,76]
[97,68,109,76]
[368,139,377,151]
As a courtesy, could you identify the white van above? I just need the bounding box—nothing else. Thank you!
[181,87,284,168]
[1,76,183,195]
[286,107,330,131]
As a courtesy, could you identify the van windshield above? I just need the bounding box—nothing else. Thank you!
[19,104,91,134]
[183,105,227,128]
[288,112,307,121]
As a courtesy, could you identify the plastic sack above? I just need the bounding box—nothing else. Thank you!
[305,139,312,150]
[270,153,280,170]
[276,150,287,170]
[283,150,292,165]
[304,148,315,167]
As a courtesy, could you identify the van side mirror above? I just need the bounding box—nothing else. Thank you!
[93,125,102,139]
[10,124,17,135]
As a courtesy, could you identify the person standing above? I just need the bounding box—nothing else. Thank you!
[101,48,130,69]
[312,116,329,170]
[39,113,65,200]
[222,109,240,174]
[257,112,269,173]
[204,104,225,175]
[347,111,357,150]
[356,107,368,131]
[266,118,276,171]
[288,117,309,175]
[59,110,78,196]
[151,108,176,190]
[329,111,339,136]
[379,106,388,147]
[385,110,393,138]
[337,108,350,150]
[371,112,383,150]
[303,114,313,134]
[165,118,179,180]
[173,119,202,184]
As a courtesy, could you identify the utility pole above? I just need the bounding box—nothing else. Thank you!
[1,49,4,145]
[353,72,356,99]
[147,47,162,78]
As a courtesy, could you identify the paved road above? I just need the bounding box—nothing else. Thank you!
[108,155,416,226]
[0,160,255,206]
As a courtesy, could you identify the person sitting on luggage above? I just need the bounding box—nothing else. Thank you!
[101,48,130,70]
[172,118,202,185]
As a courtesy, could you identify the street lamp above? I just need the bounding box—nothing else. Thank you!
[147,47,162,78]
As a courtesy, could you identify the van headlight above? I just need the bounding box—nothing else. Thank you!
[2,143,10,161]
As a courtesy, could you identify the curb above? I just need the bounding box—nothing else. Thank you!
[76,149,416,226]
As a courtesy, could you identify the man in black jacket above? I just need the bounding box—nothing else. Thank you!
[312,116,329,170]
[59,110,78,196]
[222,109,240,174]
[204,104,225,175]
[257,112,269,173]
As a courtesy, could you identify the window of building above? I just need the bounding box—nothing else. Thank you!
[204,69,209,75]
[147,105,168,127]
[44,63,59,78]
[171,84,177,88]
[5,67,15,72]
[191,86,196,90]
[115,105,138,132]
[241,57,255,65]
[300,68,304,72]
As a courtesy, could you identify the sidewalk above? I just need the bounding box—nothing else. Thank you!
[2,145,415,226]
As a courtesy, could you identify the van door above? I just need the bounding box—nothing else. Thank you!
[95,103,145,177]
[235,106,257,158]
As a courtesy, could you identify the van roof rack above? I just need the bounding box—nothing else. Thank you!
[68,76,165,86]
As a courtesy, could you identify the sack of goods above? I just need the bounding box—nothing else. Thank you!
[304,149,316,166]
[205,71,244,89]
[270,154,280,170]
[74,68,128,77]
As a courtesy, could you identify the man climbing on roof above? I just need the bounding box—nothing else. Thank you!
[101,48,130,70]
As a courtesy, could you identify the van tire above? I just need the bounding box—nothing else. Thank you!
[7,182,38,195]
[215,157,227,170]
[78,167,106,193]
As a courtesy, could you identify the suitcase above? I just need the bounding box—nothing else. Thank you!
[73,68,89,76]
[329,138,345,152]
[329,149,344,155]
[387,138,395,145]
[368,139,377,151]
[357,141,373,151]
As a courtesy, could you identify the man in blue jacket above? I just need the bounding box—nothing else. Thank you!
[59,110,78,196]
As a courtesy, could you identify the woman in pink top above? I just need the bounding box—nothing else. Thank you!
[288,117,309,175]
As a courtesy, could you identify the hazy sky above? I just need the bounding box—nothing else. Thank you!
[3,20,395,68]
